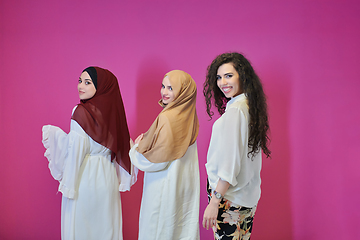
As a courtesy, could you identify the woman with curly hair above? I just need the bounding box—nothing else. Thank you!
[202,52,271,240]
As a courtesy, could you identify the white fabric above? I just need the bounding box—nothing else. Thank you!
[42,118,136,240]
[206,93,262,208]
[129,142,200,240]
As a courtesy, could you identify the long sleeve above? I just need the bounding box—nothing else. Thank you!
[206,107,248,187]
[115,160,138,192]
[129,144,169,172]
[206,94,262,207]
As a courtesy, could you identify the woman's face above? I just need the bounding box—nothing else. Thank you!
[216,63,242,98]
[78,71,96,100]
[161,76,175,105]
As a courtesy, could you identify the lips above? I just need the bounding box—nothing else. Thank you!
[222,86,232,93]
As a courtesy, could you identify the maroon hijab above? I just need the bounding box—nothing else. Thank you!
[71,67,131,173]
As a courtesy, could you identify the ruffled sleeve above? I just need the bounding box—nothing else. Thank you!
[42,125,69,181]
[129,143,169,172]
[42,119,90,199]
[206,107,248,187]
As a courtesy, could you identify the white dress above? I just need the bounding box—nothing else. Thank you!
[129,142,200,240]
[42,117,136,240]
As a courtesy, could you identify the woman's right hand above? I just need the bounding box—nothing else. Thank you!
[202,198,220,231]
[203,179,230,231]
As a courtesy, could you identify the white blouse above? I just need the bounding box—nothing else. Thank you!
[205,93,262,208]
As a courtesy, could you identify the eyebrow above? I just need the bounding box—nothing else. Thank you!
[217,72,234,76]
[79,77,93,81]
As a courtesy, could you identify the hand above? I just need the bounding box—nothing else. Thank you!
[202,200,219,230]
[134,133,144,145]
[130,138,135,148]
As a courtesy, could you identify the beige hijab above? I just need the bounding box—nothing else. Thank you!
[137,70,199,163]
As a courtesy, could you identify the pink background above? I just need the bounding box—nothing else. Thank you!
[1,0,359,239]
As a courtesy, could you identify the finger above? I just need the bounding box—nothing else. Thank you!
[137,134,144,141]
[203,219,207,230]
[135,134,143,144]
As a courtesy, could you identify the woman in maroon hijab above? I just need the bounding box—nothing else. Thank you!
[42,67,137,240]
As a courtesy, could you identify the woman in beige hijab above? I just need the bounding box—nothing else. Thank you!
[130,70,200,240]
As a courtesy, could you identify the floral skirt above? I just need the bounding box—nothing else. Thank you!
[207,181,257,240]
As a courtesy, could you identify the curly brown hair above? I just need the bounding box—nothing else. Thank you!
[203,52,271,158]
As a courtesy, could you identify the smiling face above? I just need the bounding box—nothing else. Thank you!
[161,76,175,105]
[78,71,97,100]
[216,63,243,98]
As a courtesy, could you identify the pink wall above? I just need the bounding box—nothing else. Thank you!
[1,0,359,239]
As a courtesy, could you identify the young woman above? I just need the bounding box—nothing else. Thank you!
[202,52,271,240]
[129,70,200,240]
[42,67,136,240]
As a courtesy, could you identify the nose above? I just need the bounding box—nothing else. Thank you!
[219,77,226,85]
[78,81,84,89]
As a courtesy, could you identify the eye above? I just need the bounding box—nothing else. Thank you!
[169,86,173,91]
[225,74,233,79]
[78,79,82,83]
[216,75,221,81]
[161,84,165,89]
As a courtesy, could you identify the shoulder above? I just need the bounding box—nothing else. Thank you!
[157,112,171,125]
[226,98,248,117]
[223,105,245,118]
[70,119,87,137]
[71,104,92,120]
[227,97,248,111]
[71,105,78,115]
[216,104,248,128]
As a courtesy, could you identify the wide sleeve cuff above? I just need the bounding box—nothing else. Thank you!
[58,181,76,199]
[116,161,139,192]
[42,125,68,181]
[42,121,90,199]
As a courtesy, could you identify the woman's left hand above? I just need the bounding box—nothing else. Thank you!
[202,199,219,231]
[130,138,135,148]
[134,133,144,144]
[130,134,144,148]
